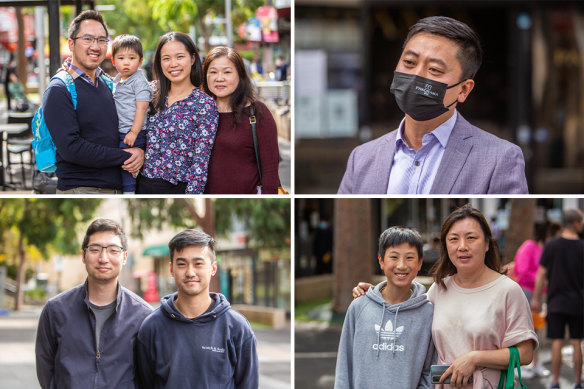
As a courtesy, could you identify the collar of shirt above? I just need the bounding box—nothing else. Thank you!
[395,109,458,150]
[68,62,105,87]
[387,109,458,194]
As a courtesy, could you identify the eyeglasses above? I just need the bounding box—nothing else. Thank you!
[73,35,109,47]
[84,244,124,257]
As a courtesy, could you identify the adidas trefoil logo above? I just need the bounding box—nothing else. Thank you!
[375,319,404,341]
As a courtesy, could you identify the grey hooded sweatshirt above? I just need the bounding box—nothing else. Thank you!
[334,280,435,389]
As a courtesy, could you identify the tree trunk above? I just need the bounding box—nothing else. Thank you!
[196,20,210,52]
[15,7,28,86]
[332,199,375,314]
[14,233,26,311]
[503,199,537,264]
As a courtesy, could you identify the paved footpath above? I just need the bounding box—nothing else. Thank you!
[295,321,580,389]
[0,306,291,389]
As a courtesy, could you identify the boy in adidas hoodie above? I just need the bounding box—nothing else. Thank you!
[335,226,434,389]
[135,229,258,389]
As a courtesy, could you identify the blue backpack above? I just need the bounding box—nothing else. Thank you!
[31,71,114,172]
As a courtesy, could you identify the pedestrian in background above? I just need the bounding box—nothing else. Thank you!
[35,219,152,388]
[532,209,584,389]
[513,220,560,379]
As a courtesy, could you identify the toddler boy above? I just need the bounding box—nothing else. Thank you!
[335,226,435,389]
[111,34,151,194]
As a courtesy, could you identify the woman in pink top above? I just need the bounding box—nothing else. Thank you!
[427,204,538,388]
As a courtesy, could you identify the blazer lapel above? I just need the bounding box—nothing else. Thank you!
[430,114,473,193]
[370,131,397,193]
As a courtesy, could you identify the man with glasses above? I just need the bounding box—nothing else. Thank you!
[41,10,145,194]
[35,219,153,389]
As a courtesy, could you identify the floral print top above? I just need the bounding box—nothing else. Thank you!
[142,88,218,194]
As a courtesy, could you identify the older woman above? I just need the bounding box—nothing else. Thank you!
[202,46,279,194]
[353,204,538,388]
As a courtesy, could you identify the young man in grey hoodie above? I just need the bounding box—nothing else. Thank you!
[334,226,434,389]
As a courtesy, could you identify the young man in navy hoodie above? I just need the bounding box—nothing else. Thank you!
[135,229,258,389]
[42,10,145,193]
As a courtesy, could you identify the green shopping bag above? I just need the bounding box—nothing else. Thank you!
[497,346,528,389]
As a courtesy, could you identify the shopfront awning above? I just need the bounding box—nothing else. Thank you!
[142,244,169,257]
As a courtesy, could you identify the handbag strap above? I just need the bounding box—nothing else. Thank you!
[249,105,262,182]
[498,346,527,389]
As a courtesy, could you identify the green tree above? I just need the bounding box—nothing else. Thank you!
[105,0,264,52]
[0,199,101,310]
[124,198,290,249]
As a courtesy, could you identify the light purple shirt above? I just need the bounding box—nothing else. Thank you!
[387,110,458,194]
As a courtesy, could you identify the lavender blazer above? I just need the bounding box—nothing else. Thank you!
[338,114,528,194]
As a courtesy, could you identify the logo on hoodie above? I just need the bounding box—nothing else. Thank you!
[375,319,404,341]
[202,346,225,353]
[372,319,405,352]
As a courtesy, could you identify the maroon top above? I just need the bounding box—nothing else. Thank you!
[205,100,279,194]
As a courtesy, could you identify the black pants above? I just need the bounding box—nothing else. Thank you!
[136,175,187,194]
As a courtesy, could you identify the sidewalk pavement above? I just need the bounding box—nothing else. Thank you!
[295,302,581,389]
[0,305,291,389]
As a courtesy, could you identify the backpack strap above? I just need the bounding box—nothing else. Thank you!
[52,71,77,109]
[99,73,114,91]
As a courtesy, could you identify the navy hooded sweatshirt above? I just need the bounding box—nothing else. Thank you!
[135,292,258,389]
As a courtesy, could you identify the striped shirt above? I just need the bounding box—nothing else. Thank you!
[387,110,457,194]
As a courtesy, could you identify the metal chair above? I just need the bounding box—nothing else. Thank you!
[6,111,34,189]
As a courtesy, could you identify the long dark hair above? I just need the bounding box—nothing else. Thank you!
[151,32,202,114]
[431,204,503,289]
[202,46,258,126]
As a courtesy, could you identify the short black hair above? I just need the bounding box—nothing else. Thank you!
[404,16,483,80]
[168,229,216,263]
[378,226,424,260]
[82,219,127,251]
[68,9,109,40]
[111,34,143,59]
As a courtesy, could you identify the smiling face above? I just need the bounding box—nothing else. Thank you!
[112,48,143,80]
[160,40,195,87]
[68,19,107,76]
[206,56,240,102]
[378,242,422,289]
[170,245,217,298]
[82,231,126,284]
[395,32,474,117]
[445,217,490,273]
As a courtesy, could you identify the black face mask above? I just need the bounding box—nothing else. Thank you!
[390,71,464,121]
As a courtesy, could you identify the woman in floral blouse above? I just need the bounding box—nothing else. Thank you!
[136,31,218,194]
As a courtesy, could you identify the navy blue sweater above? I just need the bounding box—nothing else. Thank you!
[42,74,133,190]
[135,293,258,389]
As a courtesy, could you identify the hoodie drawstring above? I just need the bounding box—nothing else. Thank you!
[392,306,400,358]
[376,305,385,359]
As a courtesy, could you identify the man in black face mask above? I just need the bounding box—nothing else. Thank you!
[338,16,528,194]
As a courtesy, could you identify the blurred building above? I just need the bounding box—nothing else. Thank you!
[295,197,584,307]
[295,0,584,194]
